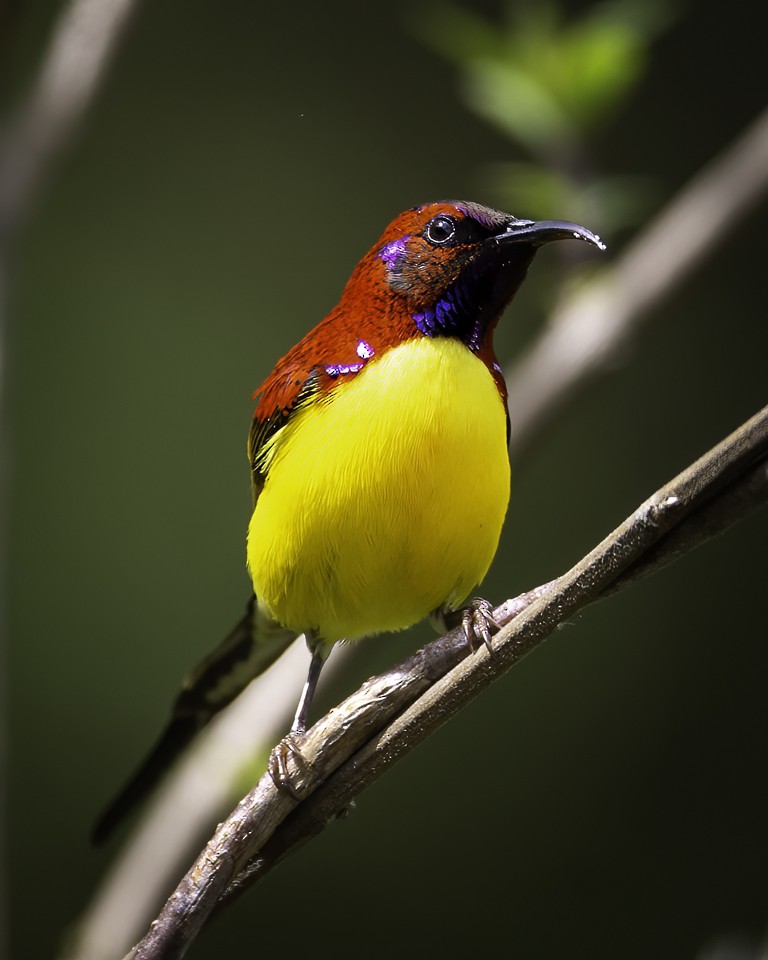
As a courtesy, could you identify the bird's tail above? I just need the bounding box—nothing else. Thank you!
[91,596,296,845]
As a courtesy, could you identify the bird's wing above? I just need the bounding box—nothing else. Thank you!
[248,364,324,501]
[248,314,379,500]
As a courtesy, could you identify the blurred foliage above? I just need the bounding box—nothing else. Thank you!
[410,0,676,231]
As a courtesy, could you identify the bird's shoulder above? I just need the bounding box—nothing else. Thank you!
[248,307,403,495]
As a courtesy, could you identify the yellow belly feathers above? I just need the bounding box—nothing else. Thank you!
[247,336,510,643]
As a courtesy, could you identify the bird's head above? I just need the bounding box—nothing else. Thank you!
[345,200,605,352]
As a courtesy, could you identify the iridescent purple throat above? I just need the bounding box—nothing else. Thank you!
[412,277,486,353]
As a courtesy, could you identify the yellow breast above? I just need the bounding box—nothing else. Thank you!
[247,336,510,642]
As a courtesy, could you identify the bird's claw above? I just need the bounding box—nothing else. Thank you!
[460,597,501,653]
[268,734,313,800]
[432,597,501,653]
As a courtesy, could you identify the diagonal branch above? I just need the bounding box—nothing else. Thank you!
[505,106,768,459]
[127,405,768,960]
[0,0,140,236]
[222,448,768,912]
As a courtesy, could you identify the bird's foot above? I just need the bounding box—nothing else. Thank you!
[268,733,313,800]
[432,597,501,654]
[460,597,501,652]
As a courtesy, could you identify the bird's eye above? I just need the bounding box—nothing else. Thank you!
[425,215,456,245]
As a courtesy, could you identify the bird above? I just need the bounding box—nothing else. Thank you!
[92,200,604,843]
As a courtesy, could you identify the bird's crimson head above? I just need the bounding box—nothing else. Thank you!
[364,200,604,351]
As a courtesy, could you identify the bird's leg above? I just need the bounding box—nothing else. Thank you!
[268,637,331,798]
[291,642,330,735]
[430,597,502,654]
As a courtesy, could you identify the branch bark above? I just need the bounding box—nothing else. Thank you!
[127,404,768,959]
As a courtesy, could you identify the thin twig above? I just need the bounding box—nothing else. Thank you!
[126,405,768,960]
[505,106,768,459]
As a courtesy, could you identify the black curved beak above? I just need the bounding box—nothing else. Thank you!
[496,218,606,252]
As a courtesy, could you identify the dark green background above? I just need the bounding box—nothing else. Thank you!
[5,1,768,958]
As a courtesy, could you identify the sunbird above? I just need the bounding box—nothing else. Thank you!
[93,200,604,843]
